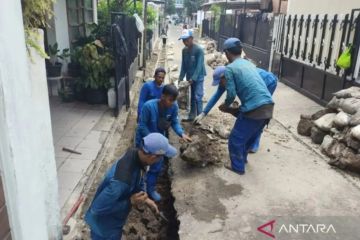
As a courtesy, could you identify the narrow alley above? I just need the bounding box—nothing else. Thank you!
[1,1,360,240]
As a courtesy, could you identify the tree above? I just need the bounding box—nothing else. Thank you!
[165,0,176,15]
[184,0,203,17]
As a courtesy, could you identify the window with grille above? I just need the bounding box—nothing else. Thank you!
[66,0,94,43]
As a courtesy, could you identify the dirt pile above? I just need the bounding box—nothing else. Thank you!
[297,87,360,173]
[179,122,230,167]
[123,160,179,240]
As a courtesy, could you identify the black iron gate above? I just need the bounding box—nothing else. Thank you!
[111,13,140,116]
[203,13,274,69]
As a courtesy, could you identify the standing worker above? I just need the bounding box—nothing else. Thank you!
[161,28,167,46]
[137,67,166,121]
[194,66,278,153]
[219,38,274,175]
[179,29,206,121]
[136,84,192,201]
[85,133,177,240]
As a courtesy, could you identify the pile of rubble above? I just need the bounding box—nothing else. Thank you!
[297,87,360,173]
[206,52,228,69]
[180,122,230,167]
[198,38,217,54]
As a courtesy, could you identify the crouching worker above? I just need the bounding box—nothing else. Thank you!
[85,133,177,240]
[136,84,192,201]
[137,67,166,121]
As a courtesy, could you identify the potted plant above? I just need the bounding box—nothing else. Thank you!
[46,43,70,77]
[78,41,114,104]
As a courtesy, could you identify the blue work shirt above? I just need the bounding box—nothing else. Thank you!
[179,44,206,81]
[85,148,145,238]
[135,99,184,146]
[225,59,273,112]
[138,80,164,119]
[203,68,277,115]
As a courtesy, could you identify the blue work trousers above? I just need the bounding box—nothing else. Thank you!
[229,114,266,173]
[247,82,276,152]
[189,78,204,119]
[91,231,122,240]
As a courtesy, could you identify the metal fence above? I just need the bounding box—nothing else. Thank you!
[271,10,360,104]
[202,13,274,69]
[111,13,140,116]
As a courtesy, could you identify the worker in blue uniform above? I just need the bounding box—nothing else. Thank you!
[85,133,177,240]
[194,66,277,153]
[135,84,192,201]
[217,38,274,175]
[179,29,206,120]
[137,67,166,121]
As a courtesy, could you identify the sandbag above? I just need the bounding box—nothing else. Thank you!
[327,97,341,110]
[351,125,360,141]
[334,111,351,128]
[339,98,360,115]
[314,113,337,131]
[350,112,360,126]
[333,87,360,99]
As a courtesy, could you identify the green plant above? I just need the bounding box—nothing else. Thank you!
[210,4,222,32]
[22,0,55,58]
[78,42,114,89]
[47,43,70,65]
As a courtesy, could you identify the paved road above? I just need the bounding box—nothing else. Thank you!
[167,25,360,240]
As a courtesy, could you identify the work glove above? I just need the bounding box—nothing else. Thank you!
[194,112,206,124]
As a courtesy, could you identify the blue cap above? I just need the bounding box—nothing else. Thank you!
[179,29,193,40]
[223,38,242,50]
[142,133,177,157]
[212,66,226,86]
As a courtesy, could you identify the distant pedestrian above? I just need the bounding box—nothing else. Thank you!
[161,28,167,46]
[85,133,177,240]
[179,29,206,120]
[137,67,166,121]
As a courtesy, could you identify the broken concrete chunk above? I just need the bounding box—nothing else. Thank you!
[351,125,360,141]
[214,124,230,139]
[311,126,328,144]
[334,111,351,128]
[326,141,347,159]
[314,113,336,131]
[321,135,336,155]
[300,114,312,120]
[297,117,313,136]
[338,148,360,173]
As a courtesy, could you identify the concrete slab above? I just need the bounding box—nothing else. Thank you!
[49,97,115,209]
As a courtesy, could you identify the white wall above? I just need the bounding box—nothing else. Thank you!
[0,1,61,239]
[288,0,360,14]
[53,0,70,51]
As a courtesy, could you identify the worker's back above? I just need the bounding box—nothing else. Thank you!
[225,58,273,113]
